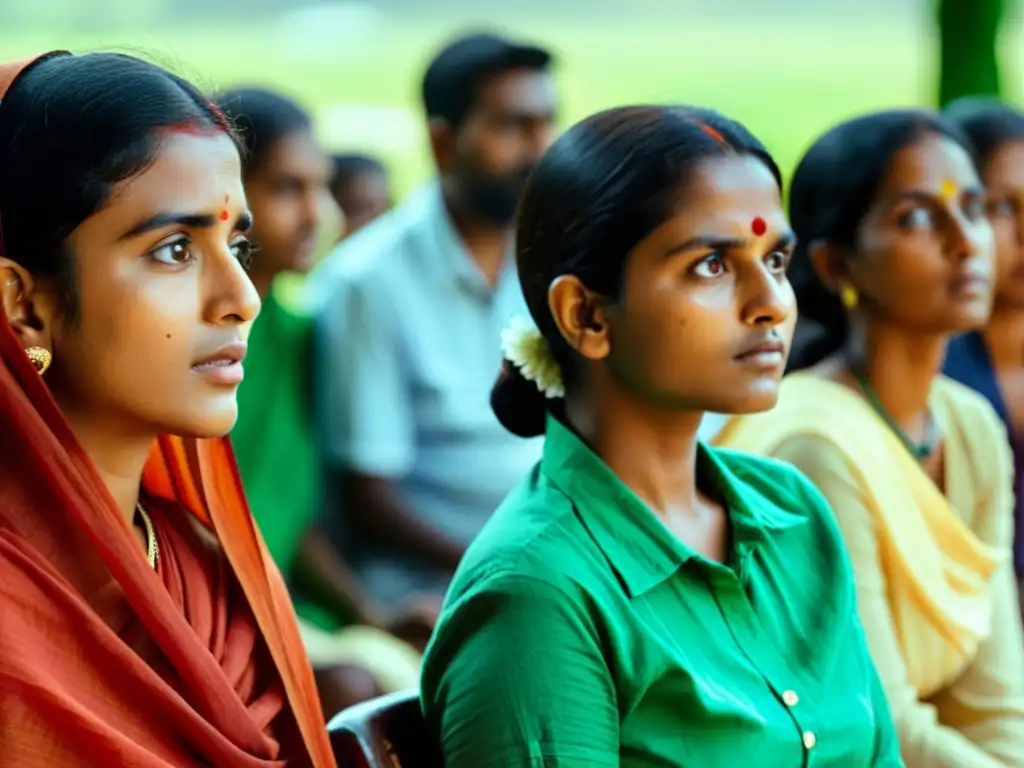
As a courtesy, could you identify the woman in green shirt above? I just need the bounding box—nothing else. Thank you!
[420,106,903,767]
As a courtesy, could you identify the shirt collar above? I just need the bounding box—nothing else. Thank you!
[422,179,515,297]
[541,414,806,597]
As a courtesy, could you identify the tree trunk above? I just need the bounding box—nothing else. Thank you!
[937,0,1007,106]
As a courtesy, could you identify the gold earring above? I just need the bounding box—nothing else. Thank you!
[25,346,52,375]
[839,282,859,310]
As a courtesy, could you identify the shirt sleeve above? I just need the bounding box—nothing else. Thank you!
[313,276,415,477]
[421,574,620,767]
[774,435,1009,768]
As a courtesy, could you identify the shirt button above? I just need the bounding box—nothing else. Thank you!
[782,690,800,707]
[803,731,817,750]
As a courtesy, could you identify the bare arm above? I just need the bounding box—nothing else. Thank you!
[343,472,465,574]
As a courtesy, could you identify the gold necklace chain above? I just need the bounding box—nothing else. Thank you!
[135,503,159,570]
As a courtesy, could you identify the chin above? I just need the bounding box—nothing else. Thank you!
[170,406,239,439]
[704,380,782,416]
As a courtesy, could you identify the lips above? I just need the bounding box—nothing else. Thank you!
[734,336,786,370]
[191,342,247,385]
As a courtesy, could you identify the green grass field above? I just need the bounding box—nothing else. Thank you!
[2,17,1022,195]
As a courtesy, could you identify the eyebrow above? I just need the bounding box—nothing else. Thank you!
[663,231,796,258]
[887,186,984,207]
[118,210,253,241]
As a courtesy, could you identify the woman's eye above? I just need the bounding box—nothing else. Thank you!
[765,251,790,274]
[692,253,726,278]
[231,237,258,270]
[149,238,193,265]
[898,206,934,230]
[988,198,1016,218]
[963,197,986,220]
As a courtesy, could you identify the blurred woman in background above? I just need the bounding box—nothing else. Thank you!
[219,87,421,719]
[716,109,1024,767]
[421,105,901,767]
[942,99,1024,602]
[0,53,334,767]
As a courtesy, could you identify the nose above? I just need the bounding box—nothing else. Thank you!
[202,244,261,327]
[740,267,794,329]
[947,210,993,264]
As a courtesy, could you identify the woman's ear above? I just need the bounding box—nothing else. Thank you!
[548,275,611,361]
[0,258,54,350]
[807,240,848,294]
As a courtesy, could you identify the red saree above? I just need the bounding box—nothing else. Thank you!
[0,54,336,768]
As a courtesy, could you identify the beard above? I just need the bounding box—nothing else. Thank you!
[459,164,534,227]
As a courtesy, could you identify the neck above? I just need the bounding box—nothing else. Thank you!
[848,316,946,424]
[56,399,154,527]
[441,183,511,285]
[985,306,1024,370]
[566,388,703,519]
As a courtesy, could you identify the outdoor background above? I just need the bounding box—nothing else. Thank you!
[2,0,1021,200]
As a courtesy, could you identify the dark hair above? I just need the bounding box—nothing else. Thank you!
[944,97,1024,172]
[490,105,782,438]
[330,152,387,192]
[785,109,975,371]
[215,87,311,177]
[0,52,232,320]
[422,32,551,128]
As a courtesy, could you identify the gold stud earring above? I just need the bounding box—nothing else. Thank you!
[25,346,52,375]
[839,282,859,310]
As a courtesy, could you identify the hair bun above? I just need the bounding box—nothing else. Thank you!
[490,358,548,438]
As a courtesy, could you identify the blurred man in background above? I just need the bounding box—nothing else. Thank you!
[329,152,392,241]
[311,32,558,615]
[221,88,422,718]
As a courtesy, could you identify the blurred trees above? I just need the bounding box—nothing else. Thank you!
[936,0,1007,105]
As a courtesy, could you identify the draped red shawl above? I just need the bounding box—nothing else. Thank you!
[0,54,336,768]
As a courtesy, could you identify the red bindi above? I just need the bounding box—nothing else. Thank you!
[219,210,229,221]
[751,217,767,236]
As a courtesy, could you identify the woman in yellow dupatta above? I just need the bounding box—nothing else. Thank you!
[716,110,1024,767]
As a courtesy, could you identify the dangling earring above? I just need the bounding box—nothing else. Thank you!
[25,346,52,375]
[839,282,859,310]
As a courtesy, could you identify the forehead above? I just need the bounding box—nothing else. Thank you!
[674,155,781,227]
[474,68,556,116]
[985,139,1024,186]
[105,132,244,218]
[256,129,329,180]
[637,154,784,251]
[877,133,978,196]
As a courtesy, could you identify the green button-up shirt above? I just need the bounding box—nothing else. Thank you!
[421,415,904,767]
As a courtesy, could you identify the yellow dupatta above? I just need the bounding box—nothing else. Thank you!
[715,374,1002,695]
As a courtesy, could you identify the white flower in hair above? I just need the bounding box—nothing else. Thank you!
[500,314,565,399]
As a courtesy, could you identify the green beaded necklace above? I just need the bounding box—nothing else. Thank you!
[853,371,939,461]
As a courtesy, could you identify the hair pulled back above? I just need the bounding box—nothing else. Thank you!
[943,97,1024,173]
[0,52,232,319]
[785,109,974,370]
[216,87,312,178]
[491,105,782,438]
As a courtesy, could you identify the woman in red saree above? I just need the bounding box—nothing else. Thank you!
[0,53,336,767]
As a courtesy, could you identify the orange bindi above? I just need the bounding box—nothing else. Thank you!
[751,217,766,236]
[220,193,230,220]
[700,124,727,145]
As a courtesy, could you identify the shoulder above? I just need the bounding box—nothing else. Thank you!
[447,469,595,600]
[934,375,1006,438]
